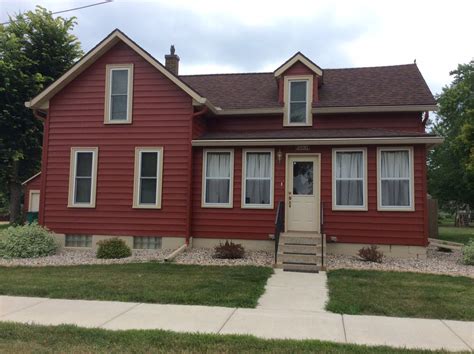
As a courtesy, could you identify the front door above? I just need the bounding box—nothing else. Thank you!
[286,155,320,232]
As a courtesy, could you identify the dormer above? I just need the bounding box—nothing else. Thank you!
[274,52,323,127]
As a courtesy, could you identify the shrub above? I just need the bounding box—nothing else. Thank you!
[461,240,474,265]
[214,241,245,259]
[0,223,57,258]
[96,238,131,259]
[358,245,383,263]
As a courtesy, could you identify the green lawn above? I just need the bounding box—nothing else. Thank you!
[326,269,474,321]
[0,322,449,354]
[0,263,272,308]
[0,223,9,233]
[437,225,474,245]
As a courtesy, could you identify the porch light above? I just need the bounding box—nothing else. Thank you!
[276,149,283,163]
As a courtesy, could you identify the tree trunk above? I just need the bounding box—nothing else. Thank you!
[9,160,22,224]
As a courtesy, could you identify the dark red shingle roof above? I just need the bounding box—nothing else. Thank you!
[180,64,436,110]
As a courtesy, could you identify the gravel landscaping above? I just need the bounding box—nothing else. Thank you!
[0,248,273,267]
[0,244,471,277]
[327,245,474,278]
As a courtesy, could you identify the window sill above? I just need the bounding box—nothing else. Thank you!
[104,120,132,125]
[377,206,415,212]
[67,204,96,208]
[332,206,368,212]
[132,205,162,209]
[201,203,233,209]
[241,204,274,210]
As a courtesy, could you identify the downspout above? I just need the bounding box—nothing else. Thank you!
[34,109,49,226]
[186,106,208,246]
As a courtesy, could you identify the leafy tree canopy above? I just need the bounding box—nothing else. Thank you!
[0,6,82,221]
[428,61,474,208]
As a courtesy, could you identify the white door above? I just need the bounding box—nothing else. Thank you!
[287,155,319,232]
[29,191,40,212]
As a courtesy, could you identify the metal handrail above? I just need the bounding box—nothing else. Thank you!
[320,201,324,269]
[274,201,284,263]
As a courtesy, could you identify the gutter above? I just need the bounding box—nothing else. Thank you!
[185,106,209,246]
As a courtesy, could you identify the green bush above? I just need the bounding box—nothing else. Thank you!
[96,238,131,259]
[461,240,474,265]
[0,223,57,258]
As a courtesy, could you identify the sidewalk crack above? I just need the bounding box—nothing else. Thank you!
[98,303,142,328]
[0,297,50,318]
[217,308,237,334]
[341,315,348,343]
[440,319,472,350]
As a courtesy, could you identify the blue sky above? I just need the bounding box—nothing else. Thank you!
[1,0,473,95]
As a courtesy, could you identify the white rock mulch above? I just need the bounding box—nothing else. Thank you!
[327,245,474,278]
[0,248,273,267]
[174,248,273,266]
[0,249,172,267]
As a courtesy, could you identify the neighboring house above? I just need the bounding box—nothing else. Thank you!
[24,29,442,271]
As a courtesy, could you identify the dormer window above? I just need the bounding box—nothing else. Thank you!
[104,64,133,124]
[284,75,313,126]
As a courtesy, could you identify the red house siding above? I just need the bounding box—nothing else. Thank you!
[192,144,427,246]
[42,42,193,237]
[205,112,423,133]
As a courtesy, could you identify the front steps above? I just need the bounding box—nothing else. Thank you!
[276,232,325,273]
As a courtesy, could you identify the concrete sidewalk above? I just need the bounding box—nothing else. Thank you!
[0,294,472,351]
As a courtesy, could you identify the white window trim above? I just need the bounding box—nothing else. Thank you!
[377,146,415,212]
[68,147,99,208]
[133,147,164,209]
[202,149,234,208]
[241,148,274,209]
[104,63,134,124]
[283,75,313,127]
[332,148,368,211]
[28,190,40,212]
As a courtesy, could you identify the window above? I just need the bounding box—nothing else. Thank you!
[133,236,162,249]
[133,147,163,209]
[242,149,274,208]
[65,235,92,248]
[284,75,313,126]
[377,147,414,211]
[202,149,234,208]
[105,64,133,124]
[332,148,367,210]
[68,147,98,208]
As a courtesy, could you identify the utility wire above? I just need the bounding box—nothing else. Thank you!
[1,0,113,25]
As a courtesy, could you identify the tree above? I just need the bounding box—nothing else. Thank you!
[428,61,474,208]
[0,6,82,223]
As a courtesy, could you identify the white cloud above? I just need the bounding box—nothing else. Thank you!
[1,0,473,94]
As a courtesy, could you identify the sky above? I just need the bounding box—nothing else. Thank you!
[1,0,473,95]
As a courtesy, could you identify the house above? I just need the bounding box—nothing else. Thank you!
[24,29,442,271]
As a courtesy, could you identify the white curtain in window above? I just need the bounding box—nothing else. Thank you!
[246,153,271,204]
[206,152,230,203]
[381,151,410,206]
[336,152,364,206]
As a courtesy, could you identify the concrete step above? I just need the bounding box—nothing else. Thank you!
[281,263,321,273]
[279,244,321,254]
[279,253,320,263]
[280,236,321,245]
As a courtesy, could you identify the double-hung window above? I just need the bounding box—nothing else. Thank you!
[68,147,98,208]
[378,147,414,211]
[105,64,133,124]
[242,149,274,208]
[284,75,313,126]
[202,149,234,208]
[332,148,367,210]
[133,147,163,208]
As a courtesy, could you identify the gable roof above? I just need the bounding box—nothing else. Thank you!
[180,64,437,112]
[274,52,323,77]
[25,29,215,111]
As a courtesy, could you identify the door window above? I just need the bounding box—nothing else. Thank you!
[293,161,313,195]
